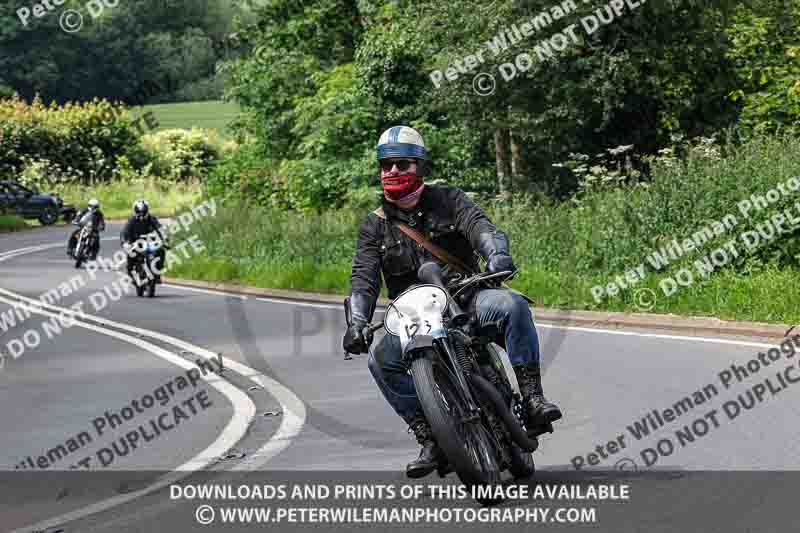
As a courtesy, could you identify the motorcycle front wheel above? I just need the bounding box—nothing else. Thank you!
[135,270,146,297]
[411,349,502,501]
[74,245,84,268]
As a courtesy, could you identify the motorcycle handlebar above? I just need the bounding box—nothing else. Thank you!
[362,322,384,336]
[417,262,469,322]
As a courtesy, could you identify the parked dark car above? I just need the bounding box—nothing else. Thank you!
[0,181,75,225]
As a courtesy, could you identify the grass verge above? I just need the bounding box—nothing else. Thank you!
[0,214,29,233]
[53,179,202,219]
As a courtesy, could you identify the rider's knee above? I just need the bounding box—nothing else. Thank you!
[368,346,407,377]
[367,352,381,378]
[484,290,519,316]
[509,292,532,318]
[487,291,533,330]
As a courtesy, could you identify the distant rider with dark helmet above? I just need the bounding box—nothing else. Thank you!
[67,198,105,259]
[120,199,167,283]
[343,126,562,479]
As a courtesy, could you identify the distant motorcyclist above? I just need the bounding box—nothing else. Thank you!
[343,126,562,479]
[120,199,166,283]
[67,198,105,258]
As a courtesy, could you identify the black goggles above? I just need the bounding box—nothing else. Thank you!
[379,159,417,173]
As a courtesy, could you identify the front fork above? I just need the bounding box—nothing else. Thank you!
[418,336,483,424]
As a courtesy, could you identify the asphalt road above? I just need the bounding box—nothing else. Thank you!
[2,224,800,533]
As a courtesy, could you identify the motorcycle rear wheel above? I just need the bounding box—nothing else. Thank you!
[411,349,503,502]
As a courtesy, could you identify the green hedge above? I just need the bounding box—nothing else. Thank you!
[0,96,141,185]
[0,96,229,189]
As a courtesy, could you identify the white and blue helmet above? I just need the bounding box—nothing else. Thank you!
[377,126,431,176]
[377,126,428,160]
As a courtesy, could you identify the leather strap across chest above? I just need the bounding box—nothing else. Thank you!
[373,207,474,275]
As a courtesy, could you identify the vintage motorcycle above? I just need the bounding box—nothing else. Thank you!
[129,236,164,298]
[345,263,548,499]
[73,220,99,269]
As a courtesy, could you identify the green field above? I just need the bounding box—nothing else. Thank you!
[141,101,239,138]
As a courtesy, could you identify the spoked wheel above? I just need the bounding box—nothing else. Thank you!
[411,349,503,503]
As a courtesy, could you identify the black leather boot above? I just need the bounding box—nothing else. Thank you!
[406,415,443,479]
[514,362,562,436]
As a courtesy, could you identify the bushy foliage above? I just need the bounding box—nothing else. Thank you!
[541,133,800,280]
[219,0,793,208]
[0,0,254,105]
[726,2,800,135]
[0,96,140,187]
[140,128,227,181]
[0,96,227,188]
[205,142,284,207]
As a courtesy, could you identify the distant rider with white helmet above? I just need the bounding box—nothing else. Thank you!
[67,198,105,259]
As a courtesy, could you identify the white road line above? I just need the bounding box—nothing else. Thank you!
[535,323,776,349]
[3,238,775,350]
[0,237,117,262]
[0,243,307,532]
[256,297,343,310]
[163,283,248,300]
[0,241,64,261]
[257,296,388,313]
[230,370,306,471]
[0,294,255,533]
[0,244,41,258]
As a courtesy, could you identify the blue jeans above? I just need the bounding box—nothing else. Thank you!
[367,289,540,425]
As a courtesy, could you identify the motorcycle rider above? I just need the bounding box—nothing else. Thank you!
[67,198,105,259]
[120,199,167,283]
[343,126,562,479]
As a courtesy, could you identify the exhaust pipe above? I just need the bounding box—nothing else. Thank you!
[468,373,539,452]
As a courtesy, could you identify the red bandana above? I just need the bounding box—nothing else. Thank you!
[382,173,424,201]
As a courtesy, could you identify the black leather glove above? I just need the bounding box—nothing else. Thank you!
[343,324,373,354]
[477,231,516,274]
[486,252,516,274]
[342,292,376,354]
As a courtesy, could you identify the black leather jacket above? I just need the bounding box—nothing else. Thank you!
[120,214,163,244]
[74,208,105,231]
[348,184,510,323]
